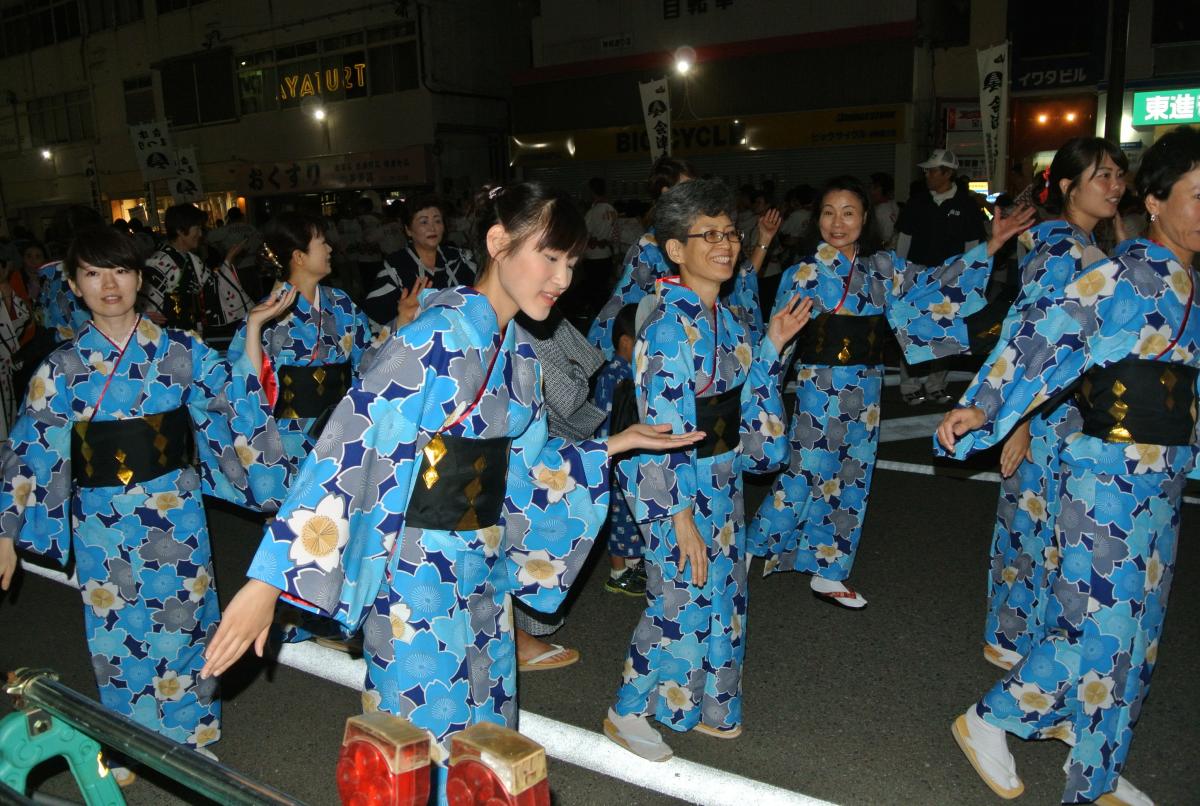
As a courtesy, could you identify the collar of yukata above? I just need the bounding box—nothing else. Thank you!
[657,275,711,317]
[426,284,504,350]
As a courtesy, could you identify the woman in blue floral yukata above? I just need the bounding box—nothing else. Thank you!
[747,175,1033,609]
[937,126,1200,806]
[200,183,703,804]
[605,178,813,762]
[0,226,291,784]
[980,137,1129,673]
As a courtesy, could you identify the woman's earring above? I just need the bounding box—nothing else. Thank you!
[1150,213,1158,223]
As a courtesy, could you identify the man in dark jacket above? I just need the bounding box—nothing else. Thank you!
[894,149,986,404]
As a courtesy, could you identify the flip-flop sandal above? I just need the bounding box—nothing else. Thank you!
[603,718,673,762]
[518,644,580,672]
[952,715,1024,799]
[812,587,867,610]
[693,723,743,740]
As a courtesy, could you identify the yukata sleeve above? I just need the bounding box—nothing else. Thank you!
[503,405,610,613]
[186,335,287,512]
[937,258,1141,459]
[724,257,763,346]
[615,313,699,521]
[245,325,438,630]
[588,240,656,358]
[878,244,994,363]
[348,304,374,372]
[139,254,176,316]
[362,259,404,327]
[737,334,789,474]
[0,359,73,563]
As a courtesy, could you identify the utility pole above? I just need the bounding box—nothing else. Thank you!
[1104,0,1130,144]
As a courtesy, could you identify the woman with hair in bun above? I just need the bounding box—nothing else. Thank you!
[0,226,289,783]
[748,175,1033,609]
[605,178,811,760]
[200,183,702,803]
[975,137,1128,673]
[937,126,1200,806]
[226,211,375,500]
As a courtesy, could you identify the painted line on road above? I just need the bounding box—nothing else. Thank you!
[878,414,945,443]
[19,559,834,806]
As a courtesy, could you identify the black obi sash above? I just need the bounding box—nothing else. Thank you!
[406,434,513,531]
[1076,358,1199,445]
[71,406,194,488]
[274,362,351,420]
[695,384,743,458]
[796,313,887,366]
[965,293,1016,356]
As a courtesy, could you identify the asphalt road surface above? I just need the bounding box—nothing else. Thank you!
[3,379,1197,805]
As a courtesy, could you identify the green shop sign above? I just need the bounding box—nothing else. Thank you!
[1132,88,1200,126]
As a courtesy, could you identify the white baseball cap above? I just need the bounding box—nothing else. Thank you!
[918,148,959,170]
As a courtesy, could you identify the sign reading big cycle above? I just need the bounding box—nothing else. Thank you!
[509,105,907,164]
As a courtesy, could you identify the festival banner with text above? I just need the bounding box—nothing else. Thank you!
[639,78,671,162]
[977,42,1010,190]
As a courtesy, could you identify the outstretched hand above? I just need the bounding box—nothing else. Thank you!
[999,420,1032,477]
[0,538,17,591]
[986,204,1037,256]
[936,406,986,452]
[395,277,432,329]
[767,295,814,352]
[608,423,705,457]
[756,208,782,245]
[247,286,298,331]
[200,579,281,678]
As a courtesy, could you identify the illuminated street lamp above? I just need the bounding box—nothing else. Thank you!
[40,148,52,160]
[674,46,696,75]
[312,107,326,121]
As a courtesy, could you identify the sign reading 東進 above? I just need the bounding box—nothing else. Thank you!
[1132,88,1200,127]
[234,146,429,196]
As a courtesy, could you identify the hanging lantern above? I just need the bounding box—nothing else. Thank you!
[445,722,549,806]
[336,712,432,806]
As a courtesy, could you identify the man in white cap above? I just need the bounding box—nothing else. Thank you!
[894,148,986,404]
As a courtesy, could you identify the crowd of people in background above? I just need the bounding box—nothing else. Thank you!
[0,127,1197,806]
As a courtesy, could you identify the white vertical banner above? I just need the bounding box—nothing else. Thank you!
[639,78,671,162]
[171,147,205,202]
[129,121,177,180]
[977,42,1010,190]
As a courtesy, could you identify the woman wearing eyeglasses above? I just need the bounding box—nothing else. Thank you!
[605,178,812,761]
[747,175,1032,609]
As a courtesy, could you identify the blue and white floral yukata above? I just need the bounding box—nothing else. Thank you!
[36,260,91,343]
[939,238,1199,803]
[227,282,374,492]
[243,287,610,803]
[981,221,1101,660]
[588,229,761,358]
[0,318,283,749]
[748,241,995,581]
[614,277,789,733]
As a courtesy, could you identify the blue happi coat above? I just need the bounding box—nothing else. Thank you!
[0,318,283,748]
[244,286,610,803]
[939,238,1199,803]
[614,277,789,732]
[588,229,762,358]
[748,242,994,580]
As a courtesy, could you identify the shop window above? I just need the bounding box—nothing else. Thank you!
[28,89,95,145]
[159,48,235,127]
[124,75,156,124]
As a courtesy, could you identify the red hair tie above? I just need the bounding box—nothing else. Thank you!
[1037,165,1052,204]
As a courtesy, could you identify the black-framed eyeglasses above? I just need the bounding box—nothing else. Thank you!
[684,229,743,244]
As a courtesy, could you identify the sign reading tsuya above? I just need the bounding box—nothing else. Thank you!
[278,63,368,101]
[1132,88,1200,127]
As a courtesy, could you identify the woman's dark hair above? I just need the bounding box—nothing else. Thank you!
[1135,125,1200,203]
[259,211,323,280]
[470,183,587,277]
[164,204,207,240]
[818,175,879,253]
[65,225,143,281]
[1033,136,1128,216]
[653,178,736,249]
[403,194,446,229]
[647,156,697,199]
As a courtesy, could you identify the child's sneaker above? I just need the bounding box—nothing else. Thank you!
[604,568,646,596]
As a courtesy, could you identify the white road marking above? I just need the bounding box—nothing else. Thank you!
[878,414,945,443]
[18,560,834,806]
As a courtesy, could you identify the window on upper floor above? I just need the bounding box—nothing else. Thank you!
[1,0,83,57]
[159,48,235,127]
[155,0,205,13]
[124,75,156,125]
[1152,0,1200,44]
[28,89,95,145]
[84,0,143,31]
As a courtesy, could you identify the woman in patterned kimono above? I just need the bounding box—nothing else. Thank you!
[747,175,1033,608]
[199,183,702,803]
[0,226,290,781]
[605,178,812,761]
[981,138,1128,672]
[936,126,1200,806]
[588,157,775,356]
[227,212,375,495]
